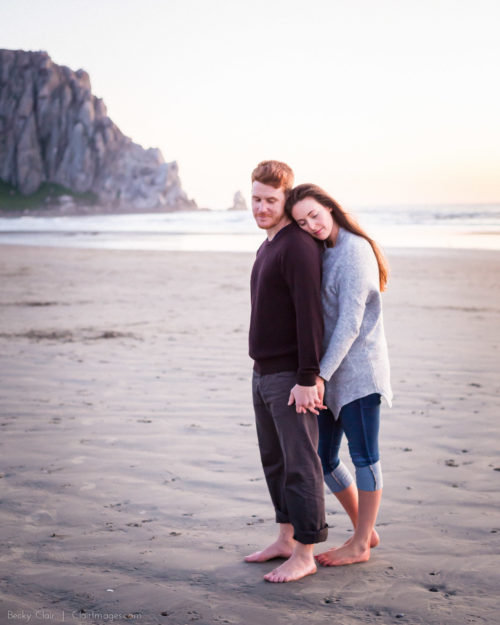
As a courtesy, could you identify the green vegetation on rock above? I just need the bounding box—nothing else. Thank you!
[0,180,97,212]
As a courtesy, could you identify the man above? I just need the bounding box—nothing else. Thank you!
[246,160,328,583]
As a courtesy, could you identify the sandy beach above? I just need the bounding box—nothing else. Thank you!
[0,243,499,625]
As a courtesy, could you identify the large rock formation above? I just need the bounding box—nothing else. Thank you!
[0,49,196,211]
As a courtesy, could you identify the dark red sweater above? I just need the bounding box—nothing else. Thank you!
[249,222,324,386]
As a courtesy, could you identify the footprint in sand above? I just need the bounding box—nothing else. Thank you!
[70,456,87,465]
[80,482,96,491]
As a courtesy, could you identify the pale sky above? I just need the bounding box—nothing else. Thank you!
[2,0,499,208]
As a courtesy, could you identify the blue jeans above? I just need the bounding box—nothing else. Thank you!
[317,393,383,492]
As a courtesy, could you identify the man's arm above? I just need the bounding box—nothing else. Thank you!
[281,231,324,413]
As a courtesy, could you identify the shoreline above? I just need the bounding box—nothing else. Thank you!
[1,234,500,253]
[1,244,499,625]
[2,205,500,253]
[2,241,500,255]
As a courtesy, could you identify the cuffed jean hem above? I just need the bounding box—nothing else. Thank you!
[324,460,354,493]
[355,460,383,491]
[293,524,329,545]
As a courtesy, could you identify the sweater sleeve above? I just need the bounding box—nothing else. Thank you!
[319,239,378,382]
[280,233,323,386]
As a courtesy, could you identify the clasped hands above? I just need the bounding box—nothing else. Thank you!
[288,376,326,415]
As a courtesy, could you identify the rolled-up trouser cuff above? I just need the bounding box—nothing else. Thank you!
[275,511,290,524]
[276,513,328,545]
[324,460,354,493]
[293,524,329,545]
[355,461,383,491]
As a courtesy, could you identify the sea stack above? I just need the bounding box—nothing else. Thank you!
[228,191,247,211]
[0,49,196,212]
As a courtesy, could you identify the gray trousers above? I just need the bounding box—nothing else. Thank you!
[252,371,328,544]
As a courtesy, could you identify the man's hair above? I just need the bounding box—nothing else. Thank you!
[251,160,294,192]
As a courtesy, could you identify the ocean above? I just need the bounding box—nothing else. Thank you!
[0,204,499,252]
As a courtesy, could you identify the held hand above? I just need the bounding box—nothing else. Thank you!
[316,376,326,410]
[287,384,321,415]
[288,389,305,414]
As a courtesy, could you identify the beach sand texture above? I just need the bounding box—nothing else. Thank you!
[0,244,499,625]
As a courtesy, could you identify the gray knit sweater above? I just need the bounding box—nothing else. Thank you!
[319,227,393,418]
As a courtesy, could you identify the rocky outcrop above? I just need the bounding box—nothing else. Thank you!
[0,49,196,211]
[228,190,247,211]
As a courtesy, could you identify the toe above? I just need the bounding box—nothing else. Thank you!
[264,569,277,582]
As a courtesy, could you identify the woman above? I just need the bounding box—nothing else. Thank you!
[285,184,392,567]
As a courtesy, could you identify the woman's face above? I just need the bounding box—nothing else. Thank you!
[291,197,334,241]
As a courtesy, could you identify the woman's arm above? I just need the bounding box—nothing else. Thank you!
[320,239,378,382]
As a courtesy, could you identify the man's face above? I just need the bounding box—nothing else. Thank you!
[251,181,288,232]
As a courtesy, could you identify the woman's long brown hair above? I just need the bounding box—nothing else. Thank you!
[285,184,389,291]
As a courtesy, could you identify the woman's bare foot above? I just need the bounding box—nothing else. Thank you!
[370,527,380,548]
[318,489,383,566]
[244,536,295,562]
[264,550,317,582]
[323,527,380,553]
[316,540,370,567]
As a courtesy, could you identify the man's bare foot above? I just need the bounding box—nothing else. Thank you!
[244,537,295,562]
[316,541,370,567]
[264,552,317,582]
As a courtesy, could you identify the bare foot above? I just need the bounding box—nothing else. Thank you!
[316,541,370,567]
[323,528,380,552]
[244,537,295,563]
[264,552,317,582]
[370,528,380,548]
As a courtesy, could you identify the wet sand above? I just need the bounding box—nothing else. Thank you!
[0,244,499,625]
